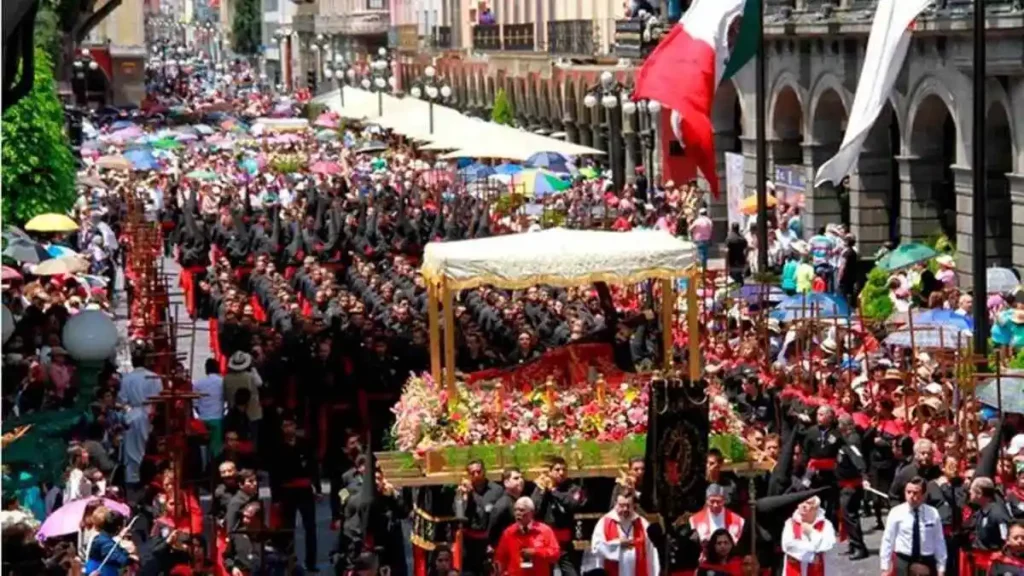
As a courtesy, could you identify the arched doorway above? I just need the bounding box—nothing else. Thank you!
[771,85,803,170]
[908,94,957,241]
[853,101,901,251]
[986,102,1013,267]
[711,79,743,239]
[810,88,850,229]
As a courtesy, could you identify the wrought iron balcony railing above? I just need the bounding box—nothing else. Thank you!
[546,20,594,56]
[472,24,501,51]
[432,25,452,49]
[502,23,534,51]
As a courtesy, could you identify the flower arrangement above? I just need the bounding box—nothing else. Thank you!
[391,372,650,453]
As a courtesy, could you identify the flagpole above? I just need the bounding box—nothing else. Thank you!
[755,0,769,273]
[972,0,989,365]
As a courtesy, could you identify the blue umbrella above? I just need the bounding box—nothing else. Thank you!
[493,163,524,175]
[458,163,496,182]
[736,283,787,304]
[110,120,135,131]
[525,151,573,173]
[45,245,77,258]
[455,157,474,169]
[913,308,974,332]
[771,293,850,322]
[239,157,260,175]
[124,149,158,171]
[975,374,1024,413]
[884,325,967,349]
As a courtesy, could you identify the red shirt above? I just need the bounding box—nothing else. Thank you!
[494,521,561,576]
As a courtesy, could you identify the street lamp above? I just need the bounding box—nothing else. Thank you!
[274,27,294,92]
[325,55,355,108]
[73,48,100,108]
[408,65,452,134]
[311,34,331,89]
[584,70,629,192]
[634,99,661,183]
[364,46,394,117]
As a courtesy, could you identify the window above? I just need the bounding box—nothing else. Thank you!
[367,0,384,8]
[264,0,278,12]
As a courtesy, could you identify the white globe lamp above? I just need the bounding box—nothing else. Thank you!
[410,86,422,99]
[426,85,438,99]
[583,93,598,108]
[601,94,618,109]
[62,310,118,362]
[440,85,451,99]
[361,78,371,89]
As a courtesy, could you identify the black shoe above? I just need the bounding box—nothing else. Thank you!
[849,550,870,561]
[839,548,852,556]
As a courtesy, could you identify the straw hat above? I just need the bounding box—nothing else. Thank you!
[767,318,782,334]
[228,351,252,372]
[821,338,837,356]
[881,368,905,383]
[792,240,809,255]
[936,255,955,268]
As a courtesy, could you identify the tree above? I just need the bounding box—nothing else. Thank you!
[1,48,77,226]
[859,266,894,322]
[232,0,261,56]
[491,88,514,126]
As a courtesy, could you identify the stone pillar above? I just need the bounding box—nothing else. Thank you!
[592,125,606,157]
[896,156,943,243]
[578,121,593,147]
[802,143,843,235]
[951,165,975,286]
[652,112,663,186]
[564,119,579,144]
[848,152,893,256]
[1010,174,1024,274]
[623,127,638,185]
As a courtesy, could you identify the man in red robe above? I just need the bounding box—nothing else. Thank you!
[690,484,745,545]
[494,496,561,576]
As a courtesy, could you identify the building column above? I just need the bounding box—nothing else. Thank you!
[802,142,843,235]
[623,117,638,185]
[848,151,893,256]
[592,124,606,157]
[577,120,592,147]
[564,119,579,144]
[896,156,943,244]
[952,165,974,286]
[1009,174,1024,273]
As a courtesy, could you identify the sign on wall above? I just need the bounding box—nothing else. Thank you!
[725,152,745,225]
[774,165,806,207]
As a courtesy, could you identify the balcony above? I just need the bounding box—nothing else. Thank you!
[613,19,657,60]
[502,23,534,51]
[472,24,501,51]
[547,20,594,57]
[432,25,452,49]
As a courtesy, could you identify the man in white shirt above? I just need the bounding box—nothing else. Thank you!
[589,491,660,576]
[118,346,162,408]
[781,496,836,576]
[193,358,225,462]
[880,477,947,576]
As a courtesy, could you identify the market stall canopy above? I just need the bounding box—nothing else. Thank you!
[421,228,695,290]
[432,118,605,160]
[312,86,407,120]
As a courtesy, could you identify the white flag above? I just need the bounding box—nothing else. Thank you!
[814,0,931,187]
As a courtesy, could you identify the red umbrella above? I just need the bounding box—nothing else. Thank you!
[419,169,454,185]
[309,160,342,175]
[2,266,22,282]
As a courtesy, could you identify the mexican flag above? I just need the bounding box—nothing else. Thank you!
[634,0,761,197]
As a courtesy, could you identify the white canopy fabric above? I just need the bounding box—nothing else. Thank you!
[421,228,696,290]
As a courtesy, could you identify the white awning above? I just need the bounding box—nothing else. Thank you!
[421,228,696,290]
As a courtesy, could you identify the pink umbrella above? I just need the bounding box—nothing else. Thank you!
[2,265,22,281]
[310,160,342,175]
[314,113,338,129]
[35,497,131,541]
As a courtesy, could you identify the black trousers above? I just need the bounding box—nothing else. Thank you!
[461,536,490,576]
[839,485,866,553]
[895,553,937,576]
[278,487,318,569]
[556,542,580,576]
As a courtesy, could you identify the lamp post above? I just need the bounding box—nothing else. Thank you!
[361,46,394,117]
[408,65,452,134]
[274,27,293,92]
[584,70,627,192]
[73,48,100,108]
[311,33,331,88]
[633,98,661,182]
[325,55,355,108]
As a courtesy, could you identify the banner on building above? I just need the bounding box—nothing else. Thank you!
[724,152,746,225]
[774,165,807,208]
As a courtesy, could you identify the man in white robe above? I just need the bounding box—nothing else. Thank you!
[781,496,837,576]
[589,491,660,576]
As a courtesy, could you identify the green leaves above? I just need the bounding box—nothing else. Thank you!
[231,0,261,55]
[490,88,514,126]
[1,48,77,227]
[860,265,894,322]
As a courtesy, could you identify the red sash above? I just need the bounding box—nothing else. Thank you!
[603,516,649,576]
[785,520,826,576]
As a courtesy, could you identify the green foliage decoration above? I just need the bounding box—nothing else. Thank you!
[491,88,514,126]
[1,48,77,226]
[231,0,261,55]
[860,265,894,322]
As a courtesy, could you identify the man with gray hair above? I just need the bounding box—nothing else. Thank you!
[890,439,940,502]
[964,476,1012,572]
[689,484,745,545]
[493,496,561,576]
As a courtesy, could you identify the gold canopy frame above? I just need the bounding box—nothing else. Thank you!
[419,228,703,402]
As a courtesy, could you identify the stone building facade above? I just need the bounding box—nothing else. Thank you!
[397,0,1024,282]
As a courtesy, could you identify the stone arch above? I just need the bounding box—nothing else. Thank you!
[904,74,963,162]
[808,86,851,229]
[907,93,957,240]
[807,73,851,145]
[986,100,1014,267]
[986,78,1020,174]
[767,72,807,140]
[769,82,804,169]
